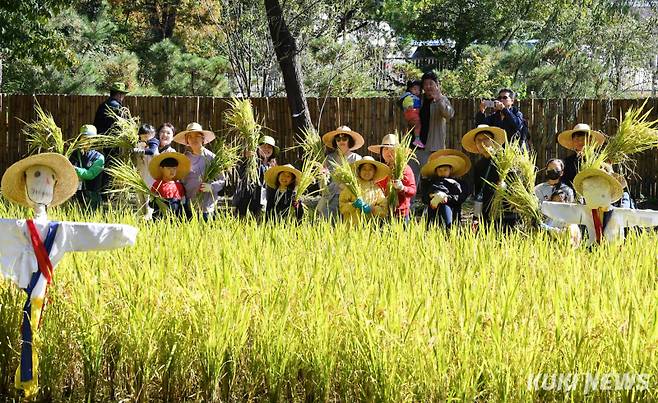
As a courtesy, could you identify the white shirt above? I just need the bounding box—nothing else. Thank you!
[0,219,138,298]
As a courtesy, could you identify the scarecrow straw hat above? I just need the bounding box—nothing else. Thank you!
[461,125,506,154]
[259,135,280,157]
[148,152,191,181]
[367,133,400,154]
[1,153,78,208]
[353,156,391,182]
[574,168,623,203]
[322,126,365,151]
[421,155,469,178]
[173,122,216,145]
[427,149,471,177]
[557,123,606,150]
[264,164,302,189]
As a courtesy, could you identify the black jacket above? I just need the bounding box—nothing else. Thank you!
[232,159,271,216]
[472,157,500,221]
[265,187,303,221]
[422,177,463,222]
[476,107,529,148]
[93,98,124,135]
[563,153,580,190]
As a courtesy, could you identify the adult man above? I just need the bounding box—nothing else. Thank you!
[476,88,529,150]
[411,72,454,203]
[93,82,129,135]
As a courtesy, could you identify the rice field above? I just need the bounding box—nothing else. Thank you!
[0,202,657,402]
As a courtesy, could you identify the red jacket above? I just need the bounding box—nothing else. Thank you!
[377,165,417,218]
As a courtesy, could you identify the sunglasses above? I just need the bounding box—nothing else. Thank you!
[497,95,510,100]
[336,135,350,142]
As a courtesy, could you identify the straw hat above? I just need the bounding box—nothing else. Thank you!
[264,164,302,189]
[322,126,365,151]
[600,162,628,189]
[79,124,98,136]
[428,149,471,177]
[367,133,400,154]
[148,152,191,181]
[461,125,506,154]
[421,155,469,178]
[1,153,78,208]
[557,123,606,150]
[110,82,130,94]
[353,156,391,182]
[573,168,623,203]
[173,122,216,145]
[259,135,280,157]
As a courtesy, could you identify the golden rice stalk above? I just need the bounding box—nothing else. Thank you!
[202,138,241,184]
[579,142,608,172]
[387,129,418,209]
[330,155,362,199]
[488,139,542,227]
[602,100,658,170]
[22,103,66,155]
[224,98,263,187]
[294,160,323,203]
[288,126,327,196]
[89,107,140,154]
[105,159,167,211]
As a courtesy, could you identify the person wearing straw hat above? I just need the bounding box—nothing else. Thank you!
[420,152,469,229]
[264,164,304,221]
[173,122,226,219]
[541,166,658,246]
[461,124,507,226]
[368,134,417,222]
[339,156,390,224]
[0,153,138,398]
[232,135,279,219]
[317,126,364,219]
[423,149,472,223]
[69,124,105,211]
[557,123,606,190]
[148,152,191,219]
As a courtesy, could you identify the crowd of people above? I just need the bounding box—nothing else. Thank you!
[68,79,638,234]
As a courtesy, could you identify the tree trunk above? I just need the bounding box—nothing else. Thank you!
[0,56,3,93]
[263,0,313,134]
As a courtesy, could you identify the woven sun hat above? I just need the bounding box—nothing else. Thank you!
[427,149,471,177]
[461,124,506,154]
[557,123,606,150]
[110,82,130,94]
[352,156,391,182]
[173,122,216,146]
[367,133,400,154]
[264,164,302,189]
[421,155,469,178]
[258,135,280,157]
[322,126,365,151]
[1,153,78,208]
[574,168,623,204]
[148,152,191,181]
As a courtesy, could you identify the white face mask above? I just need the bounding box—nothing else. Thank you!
[25,165,56,206]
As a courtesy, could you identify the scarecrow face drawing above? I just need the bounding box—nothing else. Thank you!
[0,153,139,398]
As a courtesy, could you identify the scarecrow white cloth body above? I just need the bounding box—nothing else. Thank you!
[0,219,138,298]
[541,202,658,245]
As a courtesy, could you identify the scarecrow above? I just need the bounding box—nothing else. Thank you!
[0,153,138,397]
[541,167,658,246]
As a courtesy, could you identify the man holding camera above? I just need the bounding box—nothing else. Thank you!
[476,89,529,150]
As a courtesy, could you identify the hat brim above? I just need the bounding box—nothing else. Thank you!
[461,126,507,154]
[352,159,391,182]
[173,130,216,146]
[421,155,468,178]
[264,165,302,189]
[574,168,623,203]
[557,129,606,150]
[1,153,78,208]
[322,129,365,151]
[148,152,191,181]
[428,149,471,177]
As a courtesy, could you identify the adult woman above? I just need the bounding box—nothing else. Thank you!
[232,135,278,219]
[534,159,575,204]
[173,122,226,219]
[157,123,176,153]
[368,134,417,222]
[317,126,364,218]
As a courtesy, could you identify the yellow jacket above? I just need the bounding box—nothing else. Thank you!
[339,179,389,223]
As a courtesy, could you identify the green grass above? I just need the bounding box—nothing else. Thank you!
[0,202,657,401]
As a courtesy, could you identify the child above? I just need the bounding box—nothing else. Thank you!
[69,124,105,211]
[400,80,424,148]
[148,152,191,219]
[263,164,303,221]
[420,154,469,229]
[133,124,160,218]
[339,156,390,224]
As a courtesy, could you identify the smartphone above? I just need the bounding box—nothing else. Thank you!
[483,100,495,108]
